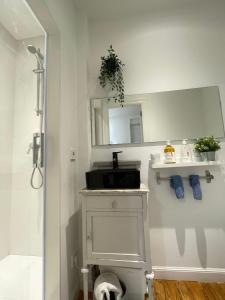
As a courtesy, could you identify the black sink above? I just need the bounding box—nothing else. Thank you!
[86,169,140,189]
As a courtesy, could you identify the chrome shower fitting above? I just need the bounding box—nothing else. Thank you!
[27,45,45,116]
[33,133,44,168]
[27,44,45,190]
[27,45,44,67]
[29,133,44,190]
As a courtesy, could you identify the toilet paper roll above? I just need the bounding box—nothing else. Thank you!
[94,272,123,300]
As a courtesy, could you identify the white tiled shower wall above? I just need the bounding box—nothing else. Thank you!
[0,23,16,260]
[10,36,45,256]
[0,22,44,258]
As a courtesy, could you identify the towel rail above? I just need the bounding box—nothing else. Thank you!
[156,170,214,185]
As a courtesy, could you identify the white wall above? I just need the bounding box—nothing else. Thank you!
[0,23,17,260]
[42,0,83,299]
[84,0,225,283]
[201,87,225,137]
[9,36,44,256]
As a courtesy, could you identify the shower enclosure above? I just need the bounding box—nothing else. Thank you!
[0,1,46,299]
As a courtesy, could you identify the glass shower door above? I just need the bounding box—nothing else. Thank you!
[0,1,46,299]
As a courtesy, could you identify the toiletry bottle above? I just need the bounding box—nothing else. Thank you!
[164,140,176,164]
[181,139,192,162]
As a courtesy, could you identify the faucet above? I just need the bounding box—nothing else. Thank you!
[112,151,122,169]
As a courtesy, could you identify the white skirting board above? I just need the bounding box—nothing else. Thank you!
[153,266,225,282]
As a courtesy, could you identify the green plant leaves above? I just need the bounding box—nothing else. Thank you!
[194,136,221,152]
[99,45,125,105]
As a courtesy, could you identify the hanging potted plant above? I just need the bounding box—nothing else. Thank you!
[194,136,221,161]
[99,45,125,105]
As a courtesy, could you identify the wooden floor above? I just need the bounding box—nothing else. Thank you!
[153,280,225,300]
[77,280,225,300]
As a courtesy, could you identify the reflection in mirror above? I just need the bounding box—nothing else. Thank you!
[91,86,225,146]
[108,105,143,144]
[91,99,143,145]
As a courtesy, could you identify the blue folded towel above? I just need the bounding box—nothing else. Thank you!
[170,175,184,199]
[189,175,202,200]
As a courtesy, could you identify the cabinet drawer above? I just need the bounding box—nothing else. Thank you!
[86,195,143,210]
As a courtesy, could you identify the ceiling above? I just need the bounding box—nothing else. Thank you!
[0,0,44,40]
[75,0,207,21]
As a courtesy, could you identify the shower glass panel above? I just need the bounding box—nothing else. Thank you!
[0,1,46,299]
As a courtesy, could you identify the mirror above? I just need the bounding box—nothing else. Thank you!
[91,86,225,146]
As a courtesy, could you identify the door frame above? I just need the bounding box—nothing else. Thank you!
[25,2,61,300]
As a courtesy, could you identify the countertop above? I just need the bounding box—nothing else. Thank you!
[80,183,149,195]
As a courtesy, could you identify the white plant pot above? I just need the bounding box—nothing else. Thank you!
[200,151,216,161]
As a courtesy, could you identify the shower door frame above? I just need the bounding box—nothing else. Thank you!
[25,1,61,300]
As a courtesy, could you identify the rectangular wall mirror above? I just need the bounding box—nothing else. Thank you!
[91,86,225,146]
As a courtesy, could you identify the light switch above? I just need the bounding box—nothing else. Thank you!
[70,149,76,161]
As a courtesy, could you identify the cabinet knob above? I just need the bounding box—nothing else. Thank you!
[112,200,117,209]
[87,233,92,240]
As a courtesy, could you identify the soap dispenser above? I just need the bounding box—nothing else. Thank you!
[164,140,176,164]
[180,139,192,163]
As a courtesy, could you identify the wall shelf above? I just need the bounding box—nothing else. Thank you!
[151,161,221,169]
[150,160,220,184]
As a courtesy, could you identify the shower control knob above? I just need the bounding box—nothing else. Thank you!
[27,143,33,154]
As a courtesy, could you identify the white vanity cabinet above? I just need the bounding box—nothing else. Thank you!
[86,201,144,262]
[80,185,153,300]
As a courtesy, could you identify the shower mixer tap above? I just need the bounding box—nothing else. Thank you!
[27,133,44,167]
[33,132,44,168]
[27,143,33,154]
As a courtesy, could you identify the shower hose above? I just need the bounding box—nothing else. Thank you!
[30,163,44,189]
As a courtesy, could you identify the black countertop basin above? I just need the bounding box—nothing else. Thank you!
[86,168,140,189]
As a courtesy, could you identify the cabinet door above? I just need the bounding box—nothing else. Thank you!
[86,211,144,261]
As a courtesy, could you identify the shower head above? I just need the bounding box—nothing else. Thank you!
[27,45,37,54]
[27,45,44,66]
